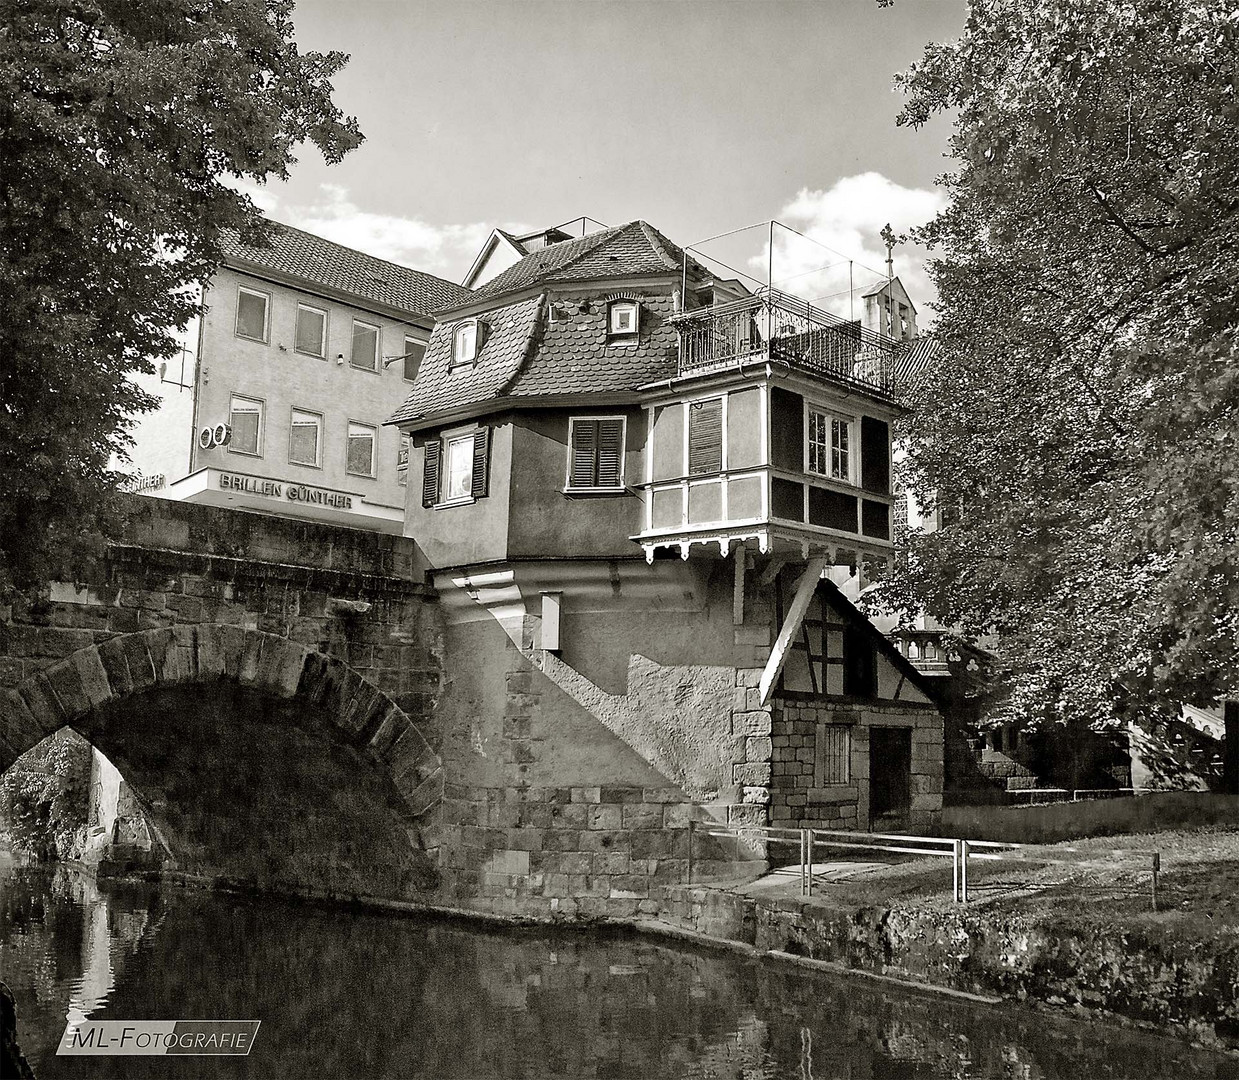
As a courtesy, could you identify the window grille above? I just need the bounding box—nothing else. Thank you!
[815,724,851,786]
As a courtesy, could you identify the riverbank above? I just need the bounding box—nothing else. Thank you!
[648,825,1239,1053]
[42,826,1239,1055]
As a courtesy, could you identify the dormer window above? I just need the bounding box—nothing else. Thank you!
[608,300,639,339]
[452,321,479,368]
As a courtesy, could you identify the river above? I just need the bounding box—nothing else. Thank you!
[2,859,1236,1079]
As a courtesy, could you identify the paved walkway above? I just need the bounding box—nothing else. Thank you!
[734,860,888,900]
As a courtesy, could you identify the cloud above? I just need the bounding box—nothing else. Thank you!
[224,177,282,216]
[225,181,527,283]
[755,173,947,325]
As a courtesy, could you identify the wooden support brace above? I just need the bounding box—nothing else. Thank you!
[758,554,791,587]
[758,554,829,705]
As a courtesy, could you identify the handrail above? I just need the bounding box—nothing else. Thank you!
[686,820,1162,908]
[671,291,898,394]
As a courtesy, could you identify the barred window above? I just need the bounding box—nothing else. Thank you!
[815,724,851,786]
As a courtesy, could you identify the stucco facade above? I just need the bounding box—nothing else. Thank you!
[390,220,945,912]
[125,222,472,533]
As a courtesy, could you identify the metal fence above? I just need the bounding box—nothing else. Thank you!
[686,820,1163,909]
[671,289,896,395]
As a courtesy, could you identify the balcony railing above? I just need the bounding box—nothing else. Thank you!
[672,288,896,395]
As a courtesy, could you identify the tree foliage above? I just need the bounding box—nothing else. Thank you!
[0,0,361,595]
[879,0,1239,730]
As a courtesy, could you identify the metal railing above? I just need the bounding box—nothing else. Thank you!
[686,820,1163,908]
[1004,787,1155,805]
[671,289,896,395]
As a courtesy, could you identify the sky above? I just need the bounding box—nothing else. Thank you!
[241,0,967,321]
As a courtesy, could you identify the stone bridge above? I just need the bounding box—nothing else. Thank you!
[0,496,445,901]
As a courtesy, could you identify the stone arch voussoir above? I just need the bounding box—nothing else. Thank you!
[0,625,443,817]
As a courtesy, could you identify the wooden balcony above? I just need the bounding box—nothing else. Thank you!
[633,465,894,566]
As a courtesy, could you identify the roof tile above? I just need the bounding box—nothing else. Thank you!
[388,295,544,425]
[462,220,695,306]
[222,221,474,317]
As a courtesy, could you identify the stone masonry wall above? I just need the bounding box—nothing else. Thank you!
[432,642,695,920]
[0,496,443,736]
[771,699,942,833]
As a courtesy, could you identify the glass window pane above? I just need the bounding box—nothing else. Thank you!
[352,323,378,371]
[296,307,325,356]
[453,323,477,366]
[236,291,267,341]
[832,419,850,479]
[446,437,473,499]
[397,434,411,486]
[347,422,375,475]
[610,302,637,334]
[290,410,319,465]
[229,397,261,454]
[403,339,425,382]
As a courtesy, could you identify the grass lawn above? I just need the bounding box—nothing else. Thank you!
[762,825,1239,942]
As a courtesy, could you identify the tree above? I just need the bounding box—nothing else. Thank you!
[0,0,361,596]
[876,0,1239,732]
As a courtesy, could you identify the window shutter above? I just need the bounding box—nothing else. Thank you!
[470,427,490,499]
[570,420,597,487]
[688,398,723,475]
[596,419,623,487]
[422,440,440,508]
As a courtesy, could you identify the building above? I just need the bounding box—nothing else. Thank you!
[389,219,944,907]
[461,218,610,290]
[123,222,473,533]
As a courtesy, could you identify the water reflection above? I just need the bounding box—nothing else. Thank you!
[2,860,1237,1080]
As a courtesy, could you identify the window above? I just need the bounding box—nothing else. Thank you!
[289,409,321,467]
[229,395,263,455]
[295,304,327,357]
[608,300,639,338]
[235,287,269,342]
[346,421,376,477]
[452,322,478,367]
[422,428,491,507]
[815,724,851,786]
[688,398,723,475]
[403,336,425,382]
[397,434,411,486]
[568,417,625,489]
[807,408,851,481]
[445,435,476,500]
[351,320,379,372]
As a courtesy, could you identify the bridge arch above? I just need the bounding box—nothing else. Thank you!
[0,625,443,819]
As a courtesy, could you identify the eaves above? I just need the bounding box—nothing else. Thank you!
[217,257,437,330]
[388,390,647,435]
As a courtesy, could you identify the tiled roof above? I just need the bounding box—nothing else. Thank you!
[221,221,474,317]
[389,221,708,428]
[462,220,692,305]
[891,334,940,385]
[387,295,544,424]
[512,290,678,397]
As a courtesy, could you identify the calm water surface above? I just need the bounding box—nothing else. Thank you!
[2,861,1237,1080]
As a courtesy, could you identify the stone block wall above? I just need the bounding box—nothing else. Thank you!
[770,698,942,833]
[429,634,701,919]
[0,496,443,734]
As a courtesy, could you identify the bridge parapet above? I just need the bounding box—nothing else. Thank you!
[0,497,445,788]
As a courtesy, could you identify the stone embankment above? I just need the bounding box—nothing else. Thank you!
[649,881,1239,1053]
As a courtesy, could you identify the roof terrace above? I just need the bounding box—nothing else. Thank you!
[671,287,896,397]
